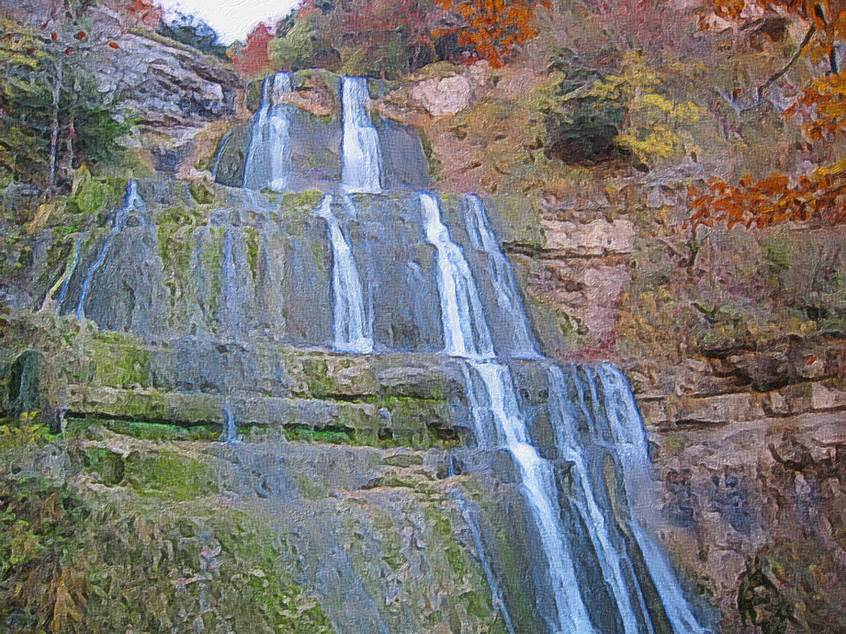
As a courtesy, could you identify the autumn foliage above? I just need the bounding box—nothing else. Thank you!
[232,23,274,77]
[123,0,163,30]
[691,0,846,229]
[434,0,551,68]
[690,162,846,228]
[787,71,846,139]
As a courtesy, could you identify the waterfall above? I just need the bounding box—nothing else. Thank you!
[595,364,710,634]
[220,225,242,341]
[243,72,293,192]
[463,194,540,358]
[450,489,517,634]
[221,401,238,444]
[75,180,142,320]
[315,195,373,353]
[421,190,707,633]
[419,193,493,359]
[547,365,653,634]
[211,129,233,180]
[420,191,595,633]
[341,77,383,194]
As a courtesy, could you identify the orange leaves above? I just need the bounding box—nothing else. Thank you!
[690,160,846,228]
[787,71,846,139]
[434,0,551,68]
[232,23,274,78]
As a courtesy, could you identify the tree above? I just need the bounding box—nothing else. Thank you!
[691,1,846,228]
[433,0,552,68]
[231,23,274,77]
[157,11,226,58]
[0,6,132,191]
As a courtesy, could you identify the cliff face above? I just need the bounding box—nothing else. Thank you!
[1,11,844,631]
[383,61,846,632]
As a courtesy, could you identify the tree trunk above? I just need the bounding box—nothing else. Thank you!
[63,116,75,182]
[46,56,64,193]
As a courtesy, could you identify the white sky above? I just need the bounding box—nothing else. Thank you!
[157,0,300,44]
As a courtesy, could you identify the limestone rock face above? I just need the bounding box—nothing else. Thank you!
[410,74,476,117]
[651,411,846,633]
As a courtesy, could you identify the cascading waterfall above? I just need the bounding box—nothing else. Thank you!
[463,194,540,358]
[243,72,293,192]
[315,194,373,353]
[595,364,710,634]
[421,191,707,633]
[419,191,596,633]
[419,192,493,359]
[221,401,238,444]
[547,365,655,634]
[341,77,383,194]
[75,180,143,320]
[220,225,242,341]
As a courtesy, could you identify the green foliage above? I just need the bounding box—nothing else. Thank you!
[536,53,626,164]
[538,50,705,167]
[269,16,324,71]
[0,16,134,191]
[157,12,227,58]
[590,52,705,166]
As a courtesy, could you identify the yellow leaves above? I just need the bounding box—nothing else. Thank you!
[617,126,682,160]
[788,71,846,140]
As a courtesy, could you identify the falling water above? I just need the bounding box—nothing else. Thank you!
[419,193,493,359]
[420,191,595,633]
[315,195,373,353]
[211,129,233,180]
[463,194,540,358]
[341,77,383,194]
[220,225,242,341]
[243,72,293,192]
[547,365,653,634]
[75,180,143,320]
[49,235,83,315]
[221,401,238,444]
[595,364,710,634]
[450,489,517,634]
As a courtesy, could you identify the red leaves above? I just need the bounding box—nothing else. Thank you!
[434,0,551,68]
[232,23,274,77]
[108,41,120,49]
[73,31,87,41]
[50,31,58,42]
[690,161,846,229]
[124,0,163,29]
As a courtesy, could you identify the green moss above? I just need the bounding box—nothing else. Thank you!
[83,447,125,485]
[283,424,356,444]
[70,177,127,216]
[67,418,219,441]
[280,189,324,219]
[244,226,260,279]
[124,450,218,501]
[202,226,225,327]
[188,180,214,205]
[89,341,151,388]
